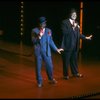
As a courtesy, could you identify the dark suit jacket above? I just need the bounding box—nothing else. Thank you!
[61,19,86,51]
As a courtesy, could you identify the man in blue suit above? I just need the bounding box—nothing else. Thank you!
[61,8,92,80]
[32,16,63,87]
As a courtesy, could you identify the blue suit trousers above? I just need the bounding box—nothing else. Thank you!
[35,51,53,84]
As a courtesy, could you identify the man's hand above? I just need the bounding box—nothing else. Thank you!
[86,35,93,40]
[38,29,44,39]
[57,48,64,54]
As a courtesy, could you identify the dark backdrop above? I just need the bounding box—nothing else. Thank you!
[0,1,100,58]
[0,1,20,42]
[23,1,80,47]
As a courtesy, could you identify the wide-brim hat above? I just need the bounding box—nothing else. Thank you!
[38,16,47,24]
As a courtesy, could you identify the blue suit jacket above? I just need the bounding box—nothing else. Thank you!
[61,19,86,51]
[32,27,58,56]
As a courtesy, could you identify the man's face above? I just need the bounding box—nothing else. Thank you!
[71,12,77,20]
[40,22,46,28]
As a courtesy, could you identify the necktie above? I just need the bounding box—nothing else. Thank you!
[73,21,75,27]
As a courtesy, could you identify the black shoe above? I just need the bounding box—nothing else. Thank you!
[48,78,57,84]
[63,76,69,80]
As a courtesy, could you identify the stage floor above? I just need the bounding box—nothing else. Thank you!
[0,40,100,99]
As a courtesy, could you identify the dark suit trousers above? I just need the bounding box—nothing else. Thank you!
[62,49,79,76]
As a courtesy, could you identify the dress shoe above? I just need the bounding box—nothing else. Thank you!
[63,76,69,80]
[73,73,83,78]
[48,78,57,84]
[38,83,42,88]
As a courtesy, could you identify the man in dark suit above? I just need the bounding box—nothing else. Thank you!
[61,8,92,80]
[31,16,63,87]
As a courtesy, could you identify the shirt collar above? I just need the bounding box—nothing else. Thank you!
[69,18,75,25]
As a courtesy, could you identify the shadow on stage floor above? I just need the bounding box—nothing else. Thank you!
[0,40,100,99]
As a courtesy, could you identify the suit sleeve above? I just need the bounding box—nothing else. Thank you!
[48,30,58,51]
[75,27,86,40]
[61,21,69,35]
[31,29,40,45]
[80,33,86,40]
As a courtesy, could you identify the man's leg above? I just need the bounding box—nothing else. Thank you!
[43,54,57,84]
[35,55,43,87]
[62,51,71,79]
[70,51,83,77]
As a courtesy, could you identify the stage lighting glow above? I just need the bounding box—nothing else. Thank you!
[20,1,24,36]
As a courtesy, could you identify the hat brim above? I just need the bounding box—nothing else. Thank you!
[40,21,47,24]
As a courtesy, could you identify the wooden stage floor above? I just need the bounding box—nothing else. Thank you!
[0,40,100,99]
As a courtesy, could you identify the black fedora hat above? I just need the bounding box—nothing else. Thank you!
[38,16,47,24]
